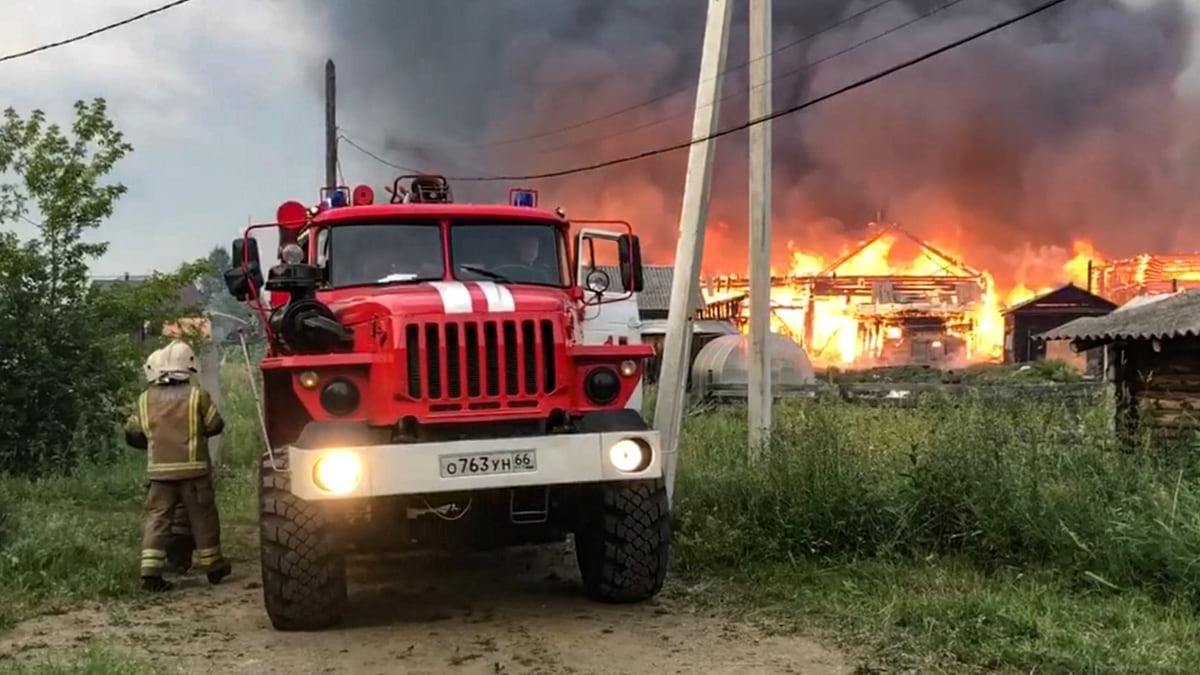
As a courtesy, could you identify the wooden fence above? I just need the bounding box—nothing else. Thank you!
[698,381,1108,408]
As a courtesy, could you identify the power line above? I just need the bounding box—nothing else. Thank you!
[472,0,898,149]
[448,0,1071,182]
[0,0,198,64]
[340,0,965,173]
[525,0,969,158]
[337,134,424,173]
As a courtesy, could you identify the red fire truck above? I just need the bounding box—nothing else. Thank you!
[222,175,667,631]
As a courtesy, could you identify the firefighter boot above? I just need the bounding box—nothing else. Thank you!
[206,560,232,585]
[140,575,173,592]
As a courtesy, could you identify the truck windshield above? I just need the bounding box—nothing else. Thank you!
[326,222,445,287]
[450,222,569,287]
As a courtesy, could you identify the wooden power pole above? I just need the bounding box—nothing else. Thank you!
[325,59,337,190]
[747,0,773,458]
[654,0,734,505]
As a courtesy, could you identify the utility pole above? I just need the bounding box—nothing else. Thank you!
[325,59,337,190]
[654,0,734,506]
[747,0,773,458]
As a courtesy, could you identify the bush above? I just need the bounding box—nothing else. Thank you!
[0,99,206,477]
[673,396,1200,605]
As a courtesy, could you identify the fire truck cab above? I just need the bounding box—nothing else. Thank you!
[222,175,668,632]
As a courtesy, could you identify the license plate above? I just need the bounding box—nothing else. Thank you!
[439,450,537,478]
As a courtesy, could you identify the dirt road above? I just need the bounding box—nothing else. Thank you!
[0,543,852,674]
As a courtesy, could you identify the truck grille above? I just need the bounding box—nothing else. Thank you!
[405,319,558,401]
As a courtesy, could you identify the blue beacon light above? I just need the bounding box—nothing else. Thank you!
[511,189,537,208]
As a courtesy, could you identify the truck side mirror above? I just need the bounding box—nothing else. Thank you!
[224,236,264,301]
[618,234,644,293]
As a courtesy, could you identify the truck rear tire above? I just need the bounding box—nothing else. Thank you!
[574,479,670,603]
[259,452,347,631]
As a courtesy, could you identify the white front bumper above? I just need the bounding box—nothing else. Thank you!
[285,430,662,501]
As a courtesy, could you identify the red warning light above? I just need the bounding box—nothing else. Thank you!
[276,200,308,229]
[352,184,375,206]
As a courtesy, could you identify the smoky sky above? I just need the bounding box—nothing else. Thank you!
[315,0,1199,286]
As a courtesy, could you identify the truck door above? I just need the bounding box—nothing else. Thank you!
[575,227,645,412]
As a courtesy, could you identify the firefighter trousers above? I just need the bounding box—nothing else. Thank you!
[140,477,225,578]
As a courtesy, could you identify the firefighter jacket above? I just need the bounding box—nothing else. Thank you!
[124,383,225,480]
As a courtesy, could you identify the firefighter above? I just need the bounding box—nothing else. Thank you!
[124,341,231,591]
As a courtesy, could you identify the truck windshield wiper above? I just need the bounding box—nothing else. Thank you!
[458,264,514,283]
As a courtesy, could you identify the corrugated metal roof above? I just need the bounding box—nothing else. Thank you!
[596,265,705,313]
[1038,289,1200,342]
[1113,292,1173,313]
[638,319,739,336]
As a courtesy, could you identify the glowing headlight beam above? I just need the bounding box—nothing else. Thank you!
[312,452,363,494]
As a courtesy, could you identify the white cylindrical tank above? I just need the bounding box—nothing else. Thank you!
[690,333,816,394]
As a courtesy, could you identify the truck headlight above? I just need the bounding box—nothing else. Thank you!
[312,452,363,494]
[608,438,651,473]
[585,367,621,405]
[319,378,360,416]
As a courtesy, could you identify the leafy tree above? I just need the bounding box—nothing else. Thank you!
[0,98,205,477]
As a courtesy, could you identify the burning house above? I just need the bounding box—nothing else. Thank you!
[705,223,994,368]
[1088,255,1200,307]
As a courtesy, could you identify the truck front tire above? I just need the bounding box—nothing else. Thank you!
[259,451,347,631]
[574,479,670,603]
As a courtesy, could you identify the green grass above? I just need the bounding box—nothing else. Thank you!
[690,558,1200,675]
[0,457,256,632]
[673,396,1200,673]
[0,647,168,674]
[0,454,151,629]
[0,361,260,631]
[4,356,1200,673]
[822,359,1087,384]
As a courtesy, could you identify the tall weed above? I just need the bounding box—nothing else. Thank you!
[674,396,1200,604]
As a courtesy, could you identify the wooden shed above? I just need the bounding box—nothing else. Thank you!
[1002,284,1116,367]
[1038,290,1200,439]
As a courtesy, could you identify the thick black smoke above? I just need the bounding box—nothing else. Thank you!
[315,0,1198,286]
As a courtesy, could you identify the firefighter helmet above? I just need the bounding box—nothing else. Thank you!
[145,340,197,383]
[143,347,166,383]
[160,340,198,375]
